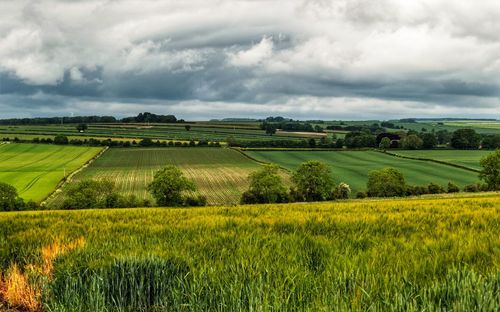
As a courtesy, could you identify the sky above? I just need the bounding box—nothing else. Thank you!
[1,0,500,120]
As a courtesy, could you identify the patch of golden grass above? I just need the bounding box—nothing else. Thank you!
[0,237,85,311]
[0,264,40,312]
[41,237,85,276]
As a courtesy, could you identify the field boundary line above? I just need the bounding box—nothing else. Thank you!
[229,147,292,172]
[235,147,372,152]
[41,146,109,206]
[378,150,480,173]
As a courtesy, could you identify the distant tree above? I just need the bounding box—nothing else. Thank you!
[139,138,153,147]
[148,165,196,206]
[402,134,423,150]
[0,182,25,211]
[291,161,335,201]
[53,135,69,145]
[335,138,344,148]
[345,133,376,148]
[451,129,480,149]
[421,133,437,149]
[76,123,88,132]
[367,168,406,197]
[482,134,500,149]
[319,136,329,146]
[240,165,288,204]
[479,150,500,190]
[308,138,316,148]
[185,125,191,131]
[436,130,452,145]
[314,125,324,133]
[226,136,238,147]
[265,124,277,135]
[379,137,391,150]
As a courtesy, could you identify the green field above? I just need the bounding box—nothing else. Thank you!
[0,143,103,202]
[56,148,263,206]
[394,150,491,170]
[0,194,498,311]
[245,150,481,193]
[0,122,317,143]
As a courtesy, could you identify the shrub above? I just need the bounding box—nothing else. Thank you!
[355,191,367,199]
[62,180,118,209]
[405,185,428,196]
[367,168,406,197]
[54,135,69,145]
[332,183,351,200]
[241,165,288,204]
[463,184,479,193]
[447,182,460,193]
[427,183,446,194]
[184,195,208,207]
[291,161,335,202]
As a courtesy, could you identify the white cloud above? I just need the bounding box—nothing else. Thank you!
[0,0,499,118]
[228,36,274,67]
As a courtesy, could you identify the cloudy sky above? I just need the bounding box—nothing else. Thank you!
[1,0,500,120]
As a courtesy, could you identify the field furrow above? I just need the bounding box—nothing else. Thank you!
[57,148,263,205]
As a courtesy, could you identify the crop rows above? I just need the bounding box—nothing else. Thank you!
[245,150,482,193]
[0,143,103,202]
[0,194,498,311]
[59,147,263,205]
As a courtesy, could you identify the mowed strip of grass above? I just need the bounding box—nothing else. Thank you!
[393,150,491,170]
[245,150,481,193]
[0,194,498,310]
[0,143,103,202]
[66,147,262,205]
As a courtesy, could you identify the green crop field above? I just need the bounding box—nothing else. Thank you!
[0,122,318,143]
[244,150,481,193]
[394,150,491,170]
[0,194,498,311]
[55,148,263,206]
[0,143,103,202]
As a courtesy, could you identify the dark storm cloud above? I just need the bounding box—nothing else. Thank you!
[0,0,499,119]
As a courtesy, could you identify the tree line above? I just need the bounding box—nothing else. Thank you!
[2,136,221,148]
[0,112,182,125]
[240,149,500,204]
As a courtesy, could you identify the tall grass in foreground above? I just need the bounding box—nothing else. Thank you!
[0,194,499,311]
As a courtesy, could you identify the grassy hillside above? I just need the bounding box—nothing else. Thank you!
[56,148,263,205]
[393,150,490,170]
[0,143,103,202]
[0,194,498,311]
[245,150,481,193]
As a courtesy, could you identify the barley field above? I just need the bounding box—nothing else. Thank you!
[0,193,498,311]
